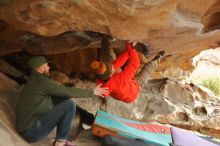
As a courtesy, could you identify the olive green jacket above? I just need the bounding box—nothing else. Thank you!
[16,71,94,132]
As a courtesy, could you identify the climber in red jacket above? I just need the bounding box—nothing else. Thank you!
[91,41,165,103]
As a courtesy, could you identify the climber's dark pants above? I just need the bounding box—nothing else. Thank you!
[135,60,157,86]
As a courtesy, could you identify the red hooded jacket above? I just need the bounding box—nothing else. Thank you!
[97,42,140,103]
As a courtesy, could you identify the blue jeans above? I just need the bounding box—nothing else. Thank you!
[20,99,76,142]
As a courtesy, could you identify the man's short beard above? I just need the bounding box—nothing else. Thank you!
[43,71,50,76]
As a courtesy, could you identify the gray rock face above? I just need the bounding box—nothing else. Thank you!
[0,72,29,146]
[73,77,220,138]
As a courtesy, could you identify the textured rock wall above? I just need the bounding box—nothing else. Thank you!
[1,0,220,73]
[74,78,220,139]
[0,73,30,146]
